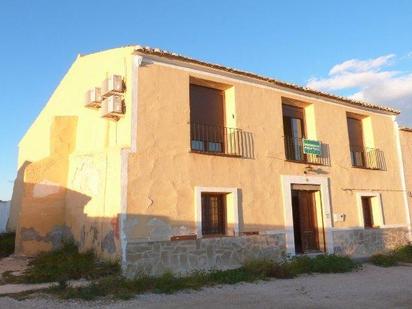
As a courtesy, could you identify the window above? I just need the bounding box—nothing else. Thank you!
[347,117,365,167]
[357,193,384,228]
[361,196,374,228]
[190,84,225,153]
[283,104,305,161]
[201,193,226,236]
[195,186,239,237]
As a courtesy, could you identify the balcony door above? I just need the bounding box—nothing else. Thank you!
[190,84,225,153]
[347,117,365,167]
[283,104,305,161]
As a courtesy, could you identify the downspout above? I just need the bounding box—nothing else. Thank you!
[394,116,412,241]
[120,55,143,271]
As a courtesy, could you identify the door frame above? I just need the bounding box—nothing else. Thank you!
[281,175,334,255]
[292,189,322,253]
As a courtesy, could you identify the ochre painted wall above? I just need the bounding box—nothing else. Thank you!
[12,48,410,258]
[125,62,407,242]
[399,129,412,227]
[12,47,135,258]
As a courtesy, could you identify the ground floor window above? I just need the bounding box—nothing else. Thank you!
[201,193,226,236]
[357,193,384,228]
[195,187,239,238]
[361,196,374,228]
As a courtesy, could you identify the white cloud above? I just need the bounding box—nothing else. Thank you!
[329,54,395,75]
[307,54,412,124]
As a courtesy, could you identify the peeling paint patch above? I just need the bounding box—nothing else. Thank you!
[32,180,62,198]
[21,225,73,249]
[101,230,116,254]
[71,158,101,196]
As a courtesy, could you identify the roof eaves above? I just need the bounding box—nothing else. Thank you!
[134,46,400,115]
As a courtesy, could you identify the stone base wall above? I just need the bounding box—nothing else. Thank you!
[124,234,286,277]
[333,227,409,257]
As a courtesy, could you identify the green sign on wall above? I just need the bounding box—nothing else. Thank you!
[303,139,321,156]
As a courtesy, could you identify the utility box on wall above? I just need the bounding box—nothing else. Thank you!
[101,75,124,98]
[85,87,102,108]
[100,95,124,118]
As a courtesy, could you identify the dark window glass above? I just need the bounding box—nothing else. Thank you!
[347,117,365,167]
[347,117,364,148]
[283,104,305,161]
[190,84,225,153]
[201,193,226,236]
[361,196,374,228]
[190,84,224,126]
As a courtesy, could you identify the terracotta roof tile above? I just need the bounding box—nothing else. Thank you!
[134,46,400,115]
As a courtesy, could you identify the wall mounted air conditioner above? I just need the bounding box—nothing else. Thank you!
[85,87,102,108]
[100,95,124,119]
[101,75,124,98]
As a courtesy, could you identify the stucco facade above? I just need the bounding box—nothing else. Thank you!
[11,46,411,275]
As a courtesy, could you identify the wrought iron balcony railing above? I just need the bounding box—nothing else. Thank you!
[190,122,254,158]
[350,146,386,170]
[284,136,330,166]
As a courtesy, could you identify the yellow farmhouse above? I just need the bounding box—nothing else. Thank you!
[11,46,412,276]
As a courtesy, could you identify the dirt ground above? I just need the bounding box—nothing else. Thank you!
[0,264,411,309]
[0,255,29,277]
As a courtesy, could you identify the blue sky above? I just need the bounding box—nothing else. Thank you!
[0,0,412,200]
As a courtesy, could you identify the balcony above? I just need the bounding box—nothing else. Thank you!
[350,146,386,170]
[190,122,254,158]
[284,136,330,166]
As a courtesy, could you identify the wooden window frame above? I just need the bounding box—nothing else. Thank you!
[361,196,374,228]
[201,193,227,237]
[194,186,240,238]
[356,192,384,229]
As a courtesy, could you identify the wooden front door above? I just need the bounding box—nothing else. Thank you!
[292,190,321,253]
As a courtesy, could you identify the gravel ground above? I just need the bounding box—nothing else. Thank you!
[0,264,411,309]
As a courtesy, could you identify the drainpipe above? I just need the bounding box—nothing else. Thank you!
[119,55,143,271]
[394,117,412,242]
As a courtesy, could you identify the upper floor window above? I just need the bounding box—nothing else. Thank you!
[190,84,225,128]
[189,81,253,158]
[283,104,306,161]
[190,84,225,153]
[347,116,365,167]
[346,115,385,170]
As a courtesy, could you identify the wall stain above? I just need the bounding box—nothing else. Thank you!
[21,225,73,249]
[101,230,116,254]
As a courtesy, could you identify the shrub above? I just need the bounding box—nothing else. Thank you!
[309,255,359,273]
[14,242,120,284]
[243,259,296,279]
[288,256,313,275]
[242,259,275,277]
[0,232,15,258]
[45,254,358,300]
[369,254,398,267]
[393,245,412,263]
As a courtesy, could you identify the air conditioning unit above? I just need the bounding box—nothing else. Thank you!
[100,95,124,119]
[85,87,102,108]
[101,75,124,98]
